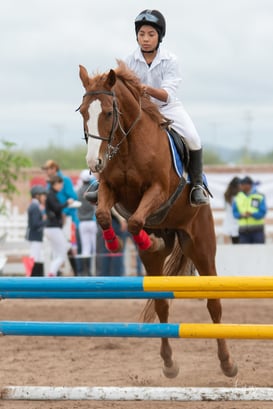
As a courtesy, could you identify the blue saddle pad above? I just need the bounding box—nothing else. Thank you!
[166,131,183,177]
[166,131,209,186]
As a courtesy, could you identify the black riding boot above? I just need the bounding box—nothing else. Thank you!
[31,262,44,277]
[67,249,78,276]
[82,257,91,276]
[188,148,209,207]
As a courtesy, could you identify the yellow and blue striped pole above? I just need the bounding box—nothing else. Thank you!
[1,321,273,339]
[1,277,273,299]
[1,290,273,299]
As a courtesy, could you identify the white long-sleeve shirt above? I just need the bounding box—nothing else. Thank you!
[125,46,201,150]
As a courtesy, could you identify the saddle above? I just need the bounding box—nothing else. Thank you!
[167,127,212,199]
[167,127,190,172]
[115,127,210,226]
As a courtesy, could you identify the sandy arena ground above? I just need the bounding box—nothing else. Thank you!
[0,295,273,409]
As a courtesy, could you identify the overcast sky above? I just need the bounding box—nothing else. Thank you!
[1,0,273,154]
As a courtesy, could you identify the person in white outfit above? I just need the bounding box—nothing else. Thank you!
[44,175,75,277]
[127,9,209,206]
[87,9,209,207]
[222,177,240,244]
[77,170,98,275]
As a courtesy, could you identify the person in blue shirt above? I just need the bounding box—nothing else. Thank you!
[232,176,267,244]
[42,160,79,224]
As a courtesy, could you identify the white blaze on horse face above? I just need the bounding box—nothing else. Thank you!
[86,99,102,171]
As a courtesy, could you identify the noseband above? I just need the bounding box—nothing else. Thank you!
[80,90,141,160]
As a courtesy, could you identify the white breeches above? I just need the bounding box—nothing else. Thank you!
[160,102,201,150]
[29,241,43,262]
[79,220,98,256]
[44,227,71,276]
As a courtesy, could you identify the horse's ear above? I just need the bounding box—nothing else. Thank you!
[105,69,116,89]
[79,65,90,89]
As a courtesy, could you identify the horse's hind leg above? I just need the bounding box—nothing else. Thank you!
[207,299,238,377]
[154,299,180,378]
[183,227,238,378]
[140,234,179,378]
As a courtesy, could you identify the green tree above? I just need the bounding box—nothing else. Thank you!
[29,143,87,170]
[203,149,225,165]
[0,140,32,213]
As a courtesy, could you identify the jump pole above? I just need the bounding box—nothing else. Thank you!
[2,277,273,299]
[1,386,273,401]
[2,290,273,299]
[2,276,273,292]
[1,321,273,339]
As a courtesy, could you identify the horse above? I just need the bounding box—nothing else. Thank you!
[77,60,238,379]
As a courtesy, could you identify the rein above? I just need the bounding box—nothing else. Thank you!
[81,90,142,160]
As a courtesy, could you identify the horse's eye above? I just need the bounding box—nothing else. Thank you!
[106,111,113,119]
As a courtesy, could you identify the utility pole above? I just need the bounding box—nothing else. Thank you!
[242,110,253,163]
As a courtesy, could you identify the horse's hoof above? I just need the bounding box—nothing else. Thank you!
[162,361,179,378]
[221,361,238,378]
[147,234,165,253]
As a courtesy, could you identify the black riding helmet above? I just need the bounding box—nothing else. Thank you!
[135,9,166,44]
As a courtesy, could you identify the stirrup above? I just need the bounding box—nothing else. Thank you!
[190,185,209,207]
[85,180,99,204]
[85,190,98,204]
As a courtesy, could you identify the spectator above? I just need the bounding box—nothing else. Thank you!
[123,232,144,276]
[222,177,240,244]
[44,175,76,276]
[42,159,80,273]
[232,176,267,244]
[77,170,98,275]
[25,185,47,276]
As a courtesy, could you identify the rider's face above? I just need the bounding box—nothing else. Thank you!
[137,25,159,52]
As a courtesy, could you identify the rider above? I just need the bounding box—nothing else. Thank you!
[86,9,209,207]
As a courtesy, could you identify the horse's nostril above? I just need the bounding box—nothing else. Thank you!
[95,158,103,172]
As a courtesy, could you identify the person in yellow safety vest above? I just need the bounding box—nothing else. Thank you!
[232,176,267,244]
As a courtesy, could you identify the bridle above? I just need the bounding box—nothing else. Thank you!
[79,90,142,160]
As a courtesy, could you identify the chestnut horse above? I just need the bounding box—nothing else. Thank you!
[78,61,238,378]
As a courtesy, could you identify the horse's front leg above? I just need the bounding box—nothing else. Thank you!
[140,234,179,379]
[95,183,122,253]
[128,184,167,252]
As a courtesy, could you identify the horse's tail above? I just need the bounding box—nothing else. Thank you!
[139,237,195,323]
[162,236,195,278]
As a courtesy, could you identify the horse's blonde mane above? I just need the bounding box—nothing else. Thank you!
[114,60,170,127]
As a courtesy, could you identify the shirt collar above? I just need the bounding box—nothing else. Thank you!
[134,46,168,65]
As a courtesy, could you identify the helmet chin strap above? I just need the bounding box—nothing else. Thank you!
[141,49,156,54]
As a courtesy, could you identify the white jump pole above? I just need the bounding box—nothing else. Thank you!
[1,386,273,401]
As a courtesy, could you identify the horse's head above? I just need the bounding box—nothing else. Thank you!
[78,62,166,174]
[78,65,118,173]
